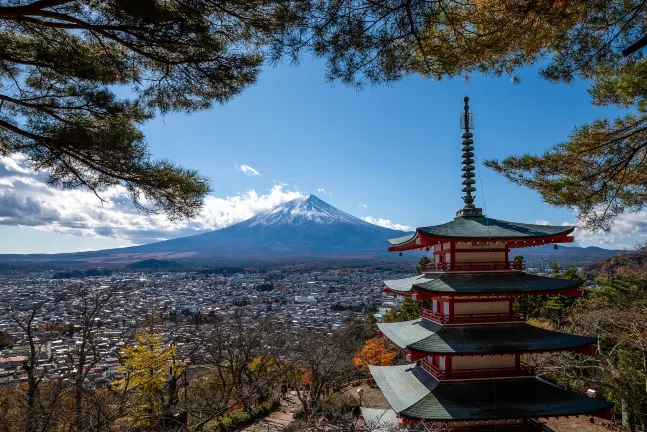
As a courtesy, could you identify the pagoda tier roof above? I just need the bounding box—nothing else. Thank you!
[377,319,596,355]
[384,272,582,296]
[388,216,574,251]
[369,364,613,421]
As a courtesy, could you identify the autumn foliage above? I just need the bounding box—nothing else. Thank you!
[353,337,396,369]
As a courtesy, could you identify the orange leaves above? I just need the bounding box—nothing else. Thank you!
[352,337,396,369]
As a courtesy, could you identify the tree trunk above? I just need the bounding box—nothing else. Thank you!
[74,377,83,432]
[26,376,37,432]
[621,399,633,432]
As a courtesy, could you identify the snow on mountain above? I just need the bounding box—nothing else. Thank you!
[248,194,369,227]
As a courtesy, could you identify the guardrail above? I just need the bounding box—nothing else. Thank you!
[420,308,526,324]
[420,358,535,380]
[423,260,526,273]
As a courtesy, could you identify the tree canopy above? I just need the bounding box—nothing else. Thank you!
[0,0,300,219]
[7,1,647,225]
[284,0,647,230]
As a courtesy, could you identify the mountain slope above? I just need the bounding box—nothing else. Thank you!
[130,194,407,257]
[0,195,410,262]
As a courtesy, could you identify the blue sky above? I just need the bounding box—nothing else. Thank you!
[0,57,640,254]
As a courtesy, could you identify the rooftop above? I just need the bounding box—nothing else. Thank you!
[388,216,574,251]
[384,272,582,296]
[370,364,613,421]
[377,319,596,355]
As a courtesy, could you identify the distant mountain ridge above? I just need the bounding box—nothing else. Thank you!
[512,244,627,268]
[0,194,625,266]
[0,195,409,264]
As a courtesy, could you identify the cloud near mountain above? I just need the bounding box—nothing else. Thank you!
[0,156,412,247]
[0,156,301,245]
[360,216,412,232]
[2,154,642,250]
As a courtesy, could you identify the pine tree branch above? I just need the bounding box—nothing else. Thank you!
[0,0,72,17]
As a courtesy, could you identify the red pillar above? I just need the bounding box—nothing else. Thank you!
[450,241,456,271]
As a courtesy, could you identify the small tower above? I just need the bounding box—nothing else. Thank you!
[364,97,613,432]
[457,96,482,217]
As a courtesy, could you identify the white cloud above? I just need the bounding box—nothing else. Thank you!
[235,164,260,176]
[361,216,412,232]
[532,214,645,249]
[317,188,333,197]
[0,155,301,245]
[574,211,647,250]
[357,203,367,208]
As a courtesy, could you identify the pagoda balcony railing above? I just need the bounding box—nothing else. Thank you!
[423,260,525,273]
[420,358,535,380]
[420,308,527,324]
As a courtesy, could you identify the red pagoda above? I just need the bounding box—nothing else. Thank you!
[364,97,612,431]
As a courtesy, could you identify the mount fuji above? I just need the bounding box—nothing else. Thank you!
[128,194,409,259]
[0,195,412,264]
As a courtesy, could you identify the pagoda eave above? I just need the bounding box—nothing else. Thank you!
[378,320,597,357]
[388,232,574,252]
[370,364,614,422]
[407,287,584,300]
[383,272,584,298]
[405,344,597,361]
[384,287,585,299]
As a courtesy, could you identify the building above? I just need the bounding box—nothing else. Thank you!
[366,97,613,431]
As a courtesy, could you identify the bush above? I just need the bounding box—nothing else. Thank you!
[229,410,252,425]
[318,393,358,421]
[203,399,280,432]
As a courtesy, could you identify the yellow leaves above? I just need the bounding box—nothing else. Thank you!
[353,337,397,369]
[117,331,185,386]
[113,329,185,427]
[528,317,555,331]
[248,355,279,373]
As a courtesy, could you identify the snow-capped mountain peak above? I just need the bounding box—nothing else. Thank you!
[248,194,366,227]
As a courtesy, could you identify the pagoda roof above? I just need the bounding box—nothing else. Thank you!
[388,216,574,250]
[377,319,596,354]
[384,272,582,296]
[370,364,613,421]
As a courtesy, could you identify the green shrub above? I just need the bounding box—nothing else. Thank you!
[229,410,252,425]
[293,407,305,419]
[202,399,280,432]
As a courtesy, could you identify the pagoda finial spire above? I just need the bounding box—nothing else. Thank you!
[456,96,482,218]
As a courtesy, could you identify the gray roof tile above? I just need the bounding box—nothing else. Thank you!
[378,319,596,354]
[384,273,581,295]
[389,216,574,245]
[371,364,613,420]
